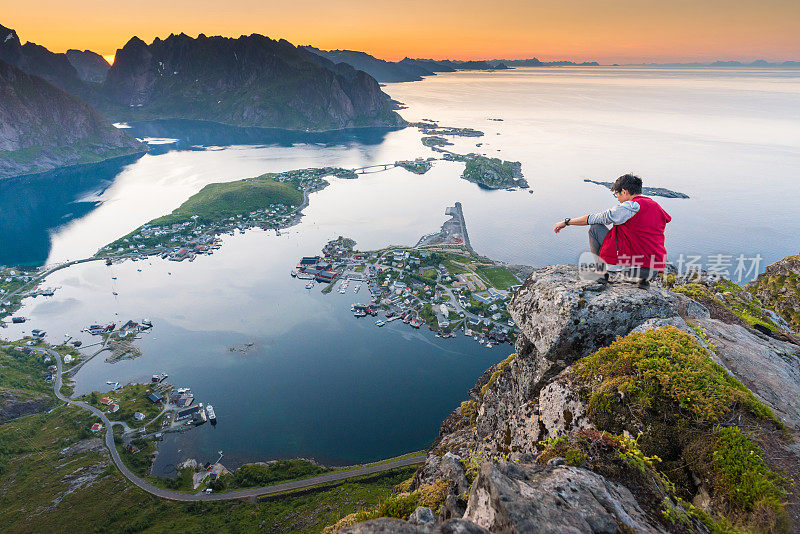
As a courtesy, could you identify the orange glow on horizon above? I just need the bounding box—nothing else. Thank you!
[4,0,800,64]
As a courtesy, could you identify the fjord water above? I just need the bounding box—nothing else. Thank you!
[4,67,800,472]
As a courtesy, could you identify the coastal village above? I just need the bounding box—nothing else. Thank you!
[292,203,523,345]
[95,167,355,263]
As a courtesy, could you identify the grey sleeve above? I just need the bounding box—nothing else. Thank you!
[587,201,640,226]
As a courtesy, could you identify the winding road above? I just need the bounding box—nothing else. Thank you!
[50,349,425,501]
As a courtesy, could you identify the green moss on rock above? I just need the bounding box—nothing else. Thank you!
[479,354,516,397]
[575,326,776,424]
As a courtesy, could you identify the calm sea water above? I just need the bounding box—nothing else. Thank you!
[2,67,799,472]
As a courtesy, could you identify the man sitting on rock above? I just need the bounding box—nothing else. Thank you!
[553,173,671,288]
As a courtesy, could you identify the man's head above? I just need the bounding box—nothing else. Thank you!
[611,174,642,202]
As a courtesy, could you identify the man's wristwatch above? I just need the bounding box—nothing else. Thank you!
[564,218,571,226]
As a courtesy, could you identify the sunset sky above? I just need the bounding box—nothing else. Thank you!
[4,0,800,64]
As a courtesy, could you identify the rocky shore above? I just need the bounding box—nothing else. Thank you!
[329,264,800,533]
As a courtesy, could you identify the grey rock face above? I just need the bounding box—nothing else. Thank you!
[0,391,52,423]
[468,265,684,456]
[409,507,436,525]
[698,317,800,428]
[66,49,110,83]
[507,265,682,398]
[438,493,467,522]
[463,461,668,533]
[0,59,143,179]
[413,451,470,495]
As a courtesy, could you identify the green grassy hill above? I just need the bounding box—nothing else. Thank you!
[152,176,303,226]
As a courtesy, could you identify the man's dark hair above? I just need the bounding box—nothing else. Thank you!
[611,174,642,195]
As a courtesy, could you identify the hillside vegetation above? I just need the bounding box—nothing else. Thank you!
[151,176,303,226]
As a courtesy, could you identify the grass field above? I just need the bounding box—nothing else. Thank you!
[477,266,519,290]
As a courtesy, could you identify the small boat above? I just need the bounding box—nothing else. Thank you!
[11,316,26,324]
[305,282,314,289]
[375,320,385,327]
[176,387,191,394]
[111,276,117,280]
[137,268,142,272]
[290,270,297,278]
[354,310,367,318]
[152,373,168,383]
[112,291,119,296]
[105,258,113,266]
[206,404,217,422]
[141,318,153,327]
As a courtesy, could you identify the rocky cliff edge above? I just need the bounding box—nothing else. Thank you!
[332,265,800,533]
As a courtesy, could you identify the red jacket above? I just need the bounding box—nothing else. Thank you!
[599,196,671,271]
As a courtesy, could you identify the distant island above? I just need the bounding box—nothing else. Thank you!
[584,178,689,199]
[620,59,800,68]
[302,46,599,83]
[454,154,526,189]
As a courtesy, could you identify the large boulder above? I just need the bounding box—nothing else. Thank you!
[507,265,683,397]
[463,461,668,533]
[472,265,687,456]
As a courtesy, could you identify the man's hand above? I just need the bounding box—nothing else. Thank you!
[554,221,567,234]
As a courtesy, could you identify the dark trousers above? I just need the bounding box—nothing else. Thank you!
[588,224,653,280]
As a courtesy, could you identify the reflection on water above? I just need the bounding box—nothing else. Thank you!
[0,154,143,266]
[126,119,403,155]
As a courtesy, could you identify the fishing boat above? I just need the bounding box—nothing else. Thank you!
[141,318,153,327]
[354,309,367,318]
[206,404,217,423]
[176,387,191,394]
[375,320,385,327]
[112,291,118,296]
[290,270,297,278]
[11,316,26,324]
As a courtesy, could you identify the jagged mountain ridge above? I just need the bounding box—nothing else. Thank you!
[102,33,405,130]
[0,58,144,179]
[66,49,110,83]
[0,24,95,101]
[302,47,456,83]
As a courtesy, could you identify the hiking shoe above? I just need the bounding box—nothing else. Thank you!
[637,279,650,289]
